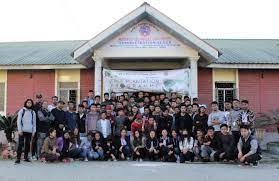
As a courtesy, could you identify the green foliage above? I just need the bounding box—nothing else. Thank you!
[0,114,18,142]
[256,109,279,133]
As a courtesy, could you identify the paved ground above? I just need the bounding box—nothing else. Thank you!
[0,160,278,181]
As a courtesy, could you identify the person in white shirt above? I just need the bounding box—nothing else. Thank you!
[47,96,58,112]
[179,129,195,163]
[96,112,111,139]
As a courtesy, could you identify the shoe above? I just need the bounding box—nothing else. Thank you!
[24,158,31,162]
[31,156,37,161]
[15,159,20,164]
[139,158,143,162]
[84,158,88,162]
[252,161,258,167]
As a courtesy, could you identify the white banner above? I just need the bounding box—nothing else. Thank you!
[103,69,190,94]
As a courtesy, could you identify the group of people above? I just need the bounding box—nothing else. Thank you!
[15,90,261,166]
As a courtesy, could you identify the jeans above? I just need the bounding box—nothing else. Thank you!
[17,132,32,160]
[180,151,194,162]
[81,149,99,160]
[201,145,216,160]
[120,145,131,158]
[37,132,47,157]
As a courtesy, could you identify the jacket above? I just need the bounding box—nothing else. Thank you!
[37,108,55,133]
[41,136,57,154]
[85,112,99,132]
[17,107,36,134]
[179,137,194,152]
[96,119,111,138]
[145,137,159,150]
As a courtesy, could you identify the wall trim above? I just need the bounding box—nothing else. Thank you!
[207,63,279,69]
[0,64,87,70]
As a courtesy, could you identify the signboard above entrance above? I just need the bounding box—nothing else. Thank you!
[97,20,198,58]
[103,69,190,94]
[109,21,181,49]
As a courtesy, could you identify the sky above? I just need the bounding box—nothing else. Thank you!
[0,0,279,42]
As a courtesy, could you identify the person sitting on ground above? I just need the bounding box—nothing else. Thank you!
[91,131,105,160]
[237,124,262,166]
[104,137,117,161]
[57,130,81,162]
[200,126,220,162]
[194,129,205,161]
[159,129,174,162]
[215,124,236,162]
[131,130,145,162]
[40,128,60,163]
[179,129,195,163]
[80,132,94,161]
[115,128,132,160]
[170,129,180,162]
[145,130,159,161]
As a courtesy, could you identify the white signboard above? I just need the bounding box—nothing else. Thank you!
[103,69,190,94]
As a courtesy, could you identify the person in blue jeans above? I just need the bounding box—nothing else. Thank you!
[116,128,131,160]
[80,132,95,161]
[92,132,105,160]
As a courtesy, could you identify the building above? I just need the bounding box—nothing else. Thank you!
[0,2,279,116]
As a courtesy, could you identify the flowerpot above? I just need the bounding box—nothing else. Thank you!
[267,142,279,155]
[255,128,265,142]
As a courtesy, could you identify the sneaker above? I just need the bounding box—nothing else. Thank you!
[31,156,37,161]
[84,158,88,162]
[252,161,258,167]
[24,158,31,162]
[14,159,20,164]
[139,158,143,162]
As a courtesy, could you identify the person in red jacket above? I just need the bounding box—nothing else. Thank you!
[131,114,143,137]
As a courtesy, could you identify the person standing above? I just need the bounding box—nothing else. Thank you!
[15,99,36,164]
[65,101,78,131]
[48,96,58,112]
[77,104,87,138]
[37,100,55,158]
[238,100,255,134]
[51,101,66,138]
[207,101,226,133]
[175,104,193,135]
[96,112,111,140]
[193,105,208,134]
[228,99,241,144]
[85,104,99,134]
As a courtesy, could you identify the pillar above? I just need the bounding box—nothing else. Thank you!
[189,57,199,99]
[93,56,103,97]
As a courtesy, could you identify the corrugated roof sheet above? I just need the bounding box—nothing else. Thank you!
[0,39,278,65]
[0,40,86,65]
[205,39,279,64]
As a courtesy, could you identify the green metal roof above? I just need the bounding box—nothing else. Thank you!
[0,40,86,65]
[0,39,278,66]
[205,39,279,64]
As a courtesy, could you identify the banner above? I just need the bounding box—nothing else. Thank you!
[103,69,190,94]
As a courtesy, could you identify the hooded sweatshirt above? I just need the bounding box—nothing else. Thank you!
[17,107,36,134]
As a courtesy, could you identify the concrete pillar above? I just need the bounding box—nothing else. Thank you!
[189,57,199,99]
[93,56,103,97]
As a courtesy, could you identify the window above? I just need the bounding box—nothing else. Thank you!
[58,82,78,104]
[0,83,5,112]
[215,83,237,111]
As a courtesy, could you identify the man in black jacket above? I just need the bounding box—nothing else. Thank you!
[175,104,193,135]
[51,101,66,137]
[77,104,86,138]
[238,124,261,166]
[215,124,236,161]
